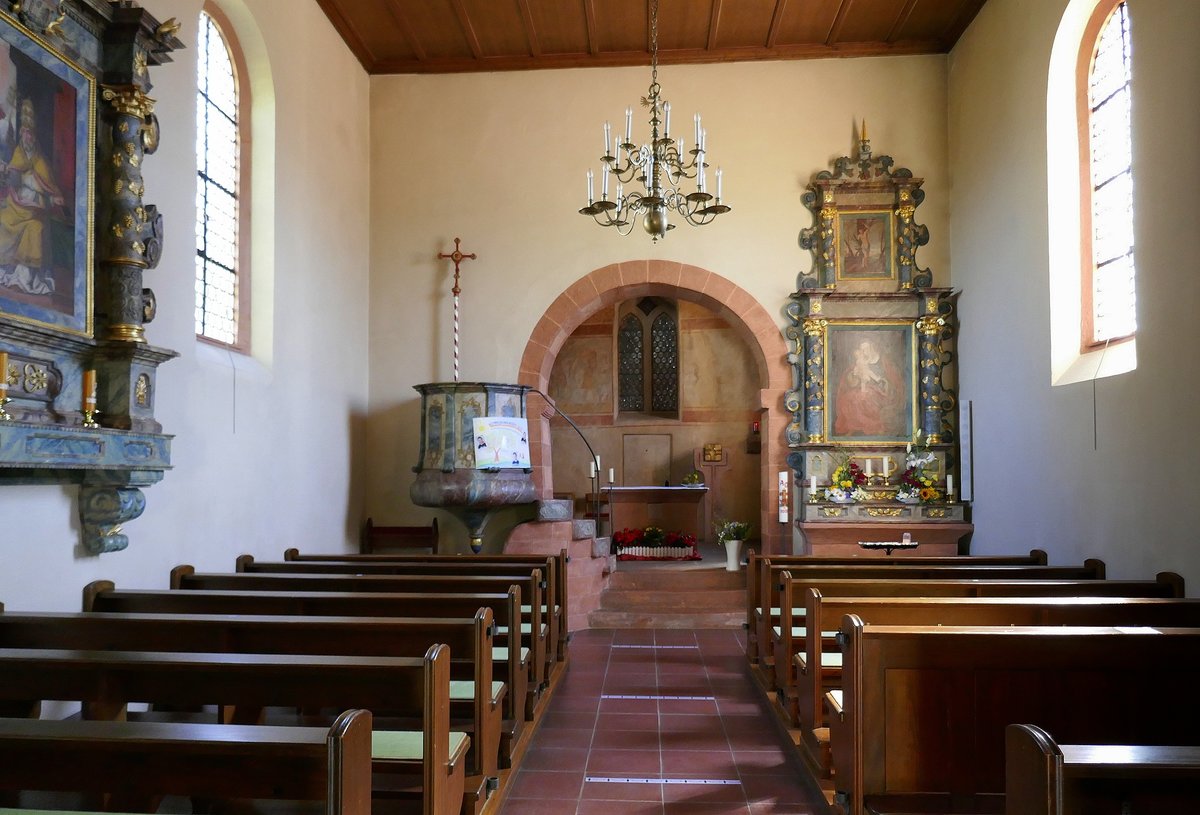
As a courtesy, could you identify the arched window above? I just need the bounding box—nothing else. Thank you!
[616,298,679,417]
[195,5,250,349]
[1080,0,1135,349]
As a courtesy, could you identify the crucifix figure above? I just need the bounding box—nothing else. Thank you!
[437,237,476,382]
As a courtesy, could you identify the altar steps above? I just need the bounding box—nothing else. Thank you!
[588,555,747,629]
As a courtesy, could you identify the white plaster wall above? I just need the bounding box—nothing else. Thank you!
[365,56,951,549]
[948,0,1200,588]
[0,0,370,610]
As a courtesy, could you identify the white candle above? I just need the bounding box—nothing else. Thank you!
[663,102,671,135]
[608,468,615,484]
[589,461,596,479]
[882,457,890,478]
[614,136,622,163]
[604,121,611,156]
[594,455,600,472]
[602,162,609,199]
[946,474,954,497]
[694,113,700,145]
[625,107,633,143]
[698,162,706,192]
[700,128,707,151]
[715,167,723,202]
[866,459,873,478]
[809,475,817,496]
[586,169,593,204]
[616,183,623,206]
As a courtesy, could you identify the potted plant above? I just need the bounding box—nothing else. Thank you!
[824,454,869,503]
[715,518,752,571]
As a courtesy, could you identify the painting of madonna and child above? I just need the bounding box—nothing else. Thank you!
[826,324,915,443]
[0,18,92,336]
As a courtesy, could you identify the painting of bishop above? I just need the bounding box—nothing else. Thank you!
[0,37,78,315]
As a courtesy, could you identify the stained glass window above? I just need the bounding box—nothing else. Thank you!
[195,10,244,347]
[1085,1,1136,346]
[650,313,678,412]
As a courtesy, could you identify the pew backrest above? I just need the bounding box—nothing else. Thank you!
[833,618,1200,815]
[0,709,373,814]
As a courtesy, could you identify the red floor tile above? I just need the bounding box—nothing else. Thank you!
[596,711,661,732]
[506,769,585,800]
[591,728,662,750]
[579,779,664,802]
[586,747,661,774]
[523,746,592,772]
[578,800,665,815]
[660,748,739,775]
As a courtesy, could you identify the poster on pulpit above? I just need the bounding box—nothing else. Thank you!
[472,417,531,469]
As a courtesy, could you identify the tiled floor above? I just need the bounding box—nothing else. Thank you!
[499,628,825,815]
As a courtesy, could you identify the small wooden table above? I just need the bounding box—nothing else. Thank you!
[603,486,709,541]
[797,520,972,557]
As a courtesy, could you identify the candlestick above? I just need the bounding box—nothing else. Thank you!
[0,351,9,421]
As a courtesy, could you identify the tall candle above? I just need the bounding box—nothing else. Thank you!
[865,459,873,478]
[882,456,890,478]
[589,461,596,479]
[809,475,817,496]
[608,468,615,484]
[82,369,96,410]
[946,474,954,497]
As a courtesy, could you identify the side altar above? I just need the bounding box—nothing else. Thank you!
[784,125,971,557]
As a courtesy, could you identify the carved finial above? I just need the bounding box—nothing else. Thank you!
[155,17,181,41]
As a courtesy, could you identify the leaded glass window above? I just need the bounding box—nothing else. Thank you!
[616,299,679,417]
[195,10,244,347]
[1085,1,1136,346]
[650,312,678,412]
[618,314,644,411]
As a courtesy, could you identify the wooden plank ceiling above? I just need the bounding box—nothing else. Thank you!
[316,0,990,75]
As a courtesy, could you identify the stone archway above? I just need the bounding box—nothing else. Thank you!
[518,260,793,556]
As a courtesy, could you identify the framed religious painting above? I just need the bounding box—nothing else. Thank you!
[798,126,931,292]
[0,11,95,337]
[823,320,916,445]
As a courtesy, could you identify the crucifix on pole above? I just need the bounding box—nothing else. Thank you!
[437,237,476,382]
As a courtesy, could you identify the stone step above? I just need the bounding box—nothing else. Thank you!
[571,518,596,540]
[587,609,744,629]
[606,568,746,591]
[536,499,573,522]
[599,588,744,612]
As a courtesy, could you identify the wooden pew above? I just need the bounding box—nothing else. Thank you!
[283,548,571,662]
[794,594,1200,781]
[83,582,531,762]
[772,571,1184,720]
[362,517,439,554]
[828,619,1200,815]
[171,566,549,700]
[0,608,502,784]
[242,554,562,674]
[1005,723,1200,815]
[0,709,372,815]
[759,560,1108,691]
[744,550,1049,663]
[0,644,466,815]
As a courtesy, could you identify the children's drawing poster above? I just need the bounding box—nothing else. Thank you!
[472,417,531,469]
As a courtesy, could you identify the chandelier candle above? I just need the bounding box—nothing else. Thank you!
[579,0,730,240]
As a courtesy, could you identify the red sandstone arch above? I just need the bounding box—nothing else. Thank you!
[518,260,793,556]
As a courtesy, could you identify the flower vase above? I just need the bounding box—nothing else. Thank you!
[723,539,743,571]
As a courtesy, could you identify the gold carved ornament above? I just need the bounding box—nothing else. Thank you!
[866,507,904,517]
[101,86,156,119]
[135,374,150,407]
[802,318,828,338]
[819,506,845,518]
[924,508,948,518]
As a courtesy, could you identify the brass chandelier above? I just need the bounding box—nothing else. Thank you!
[578,0,730,241]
